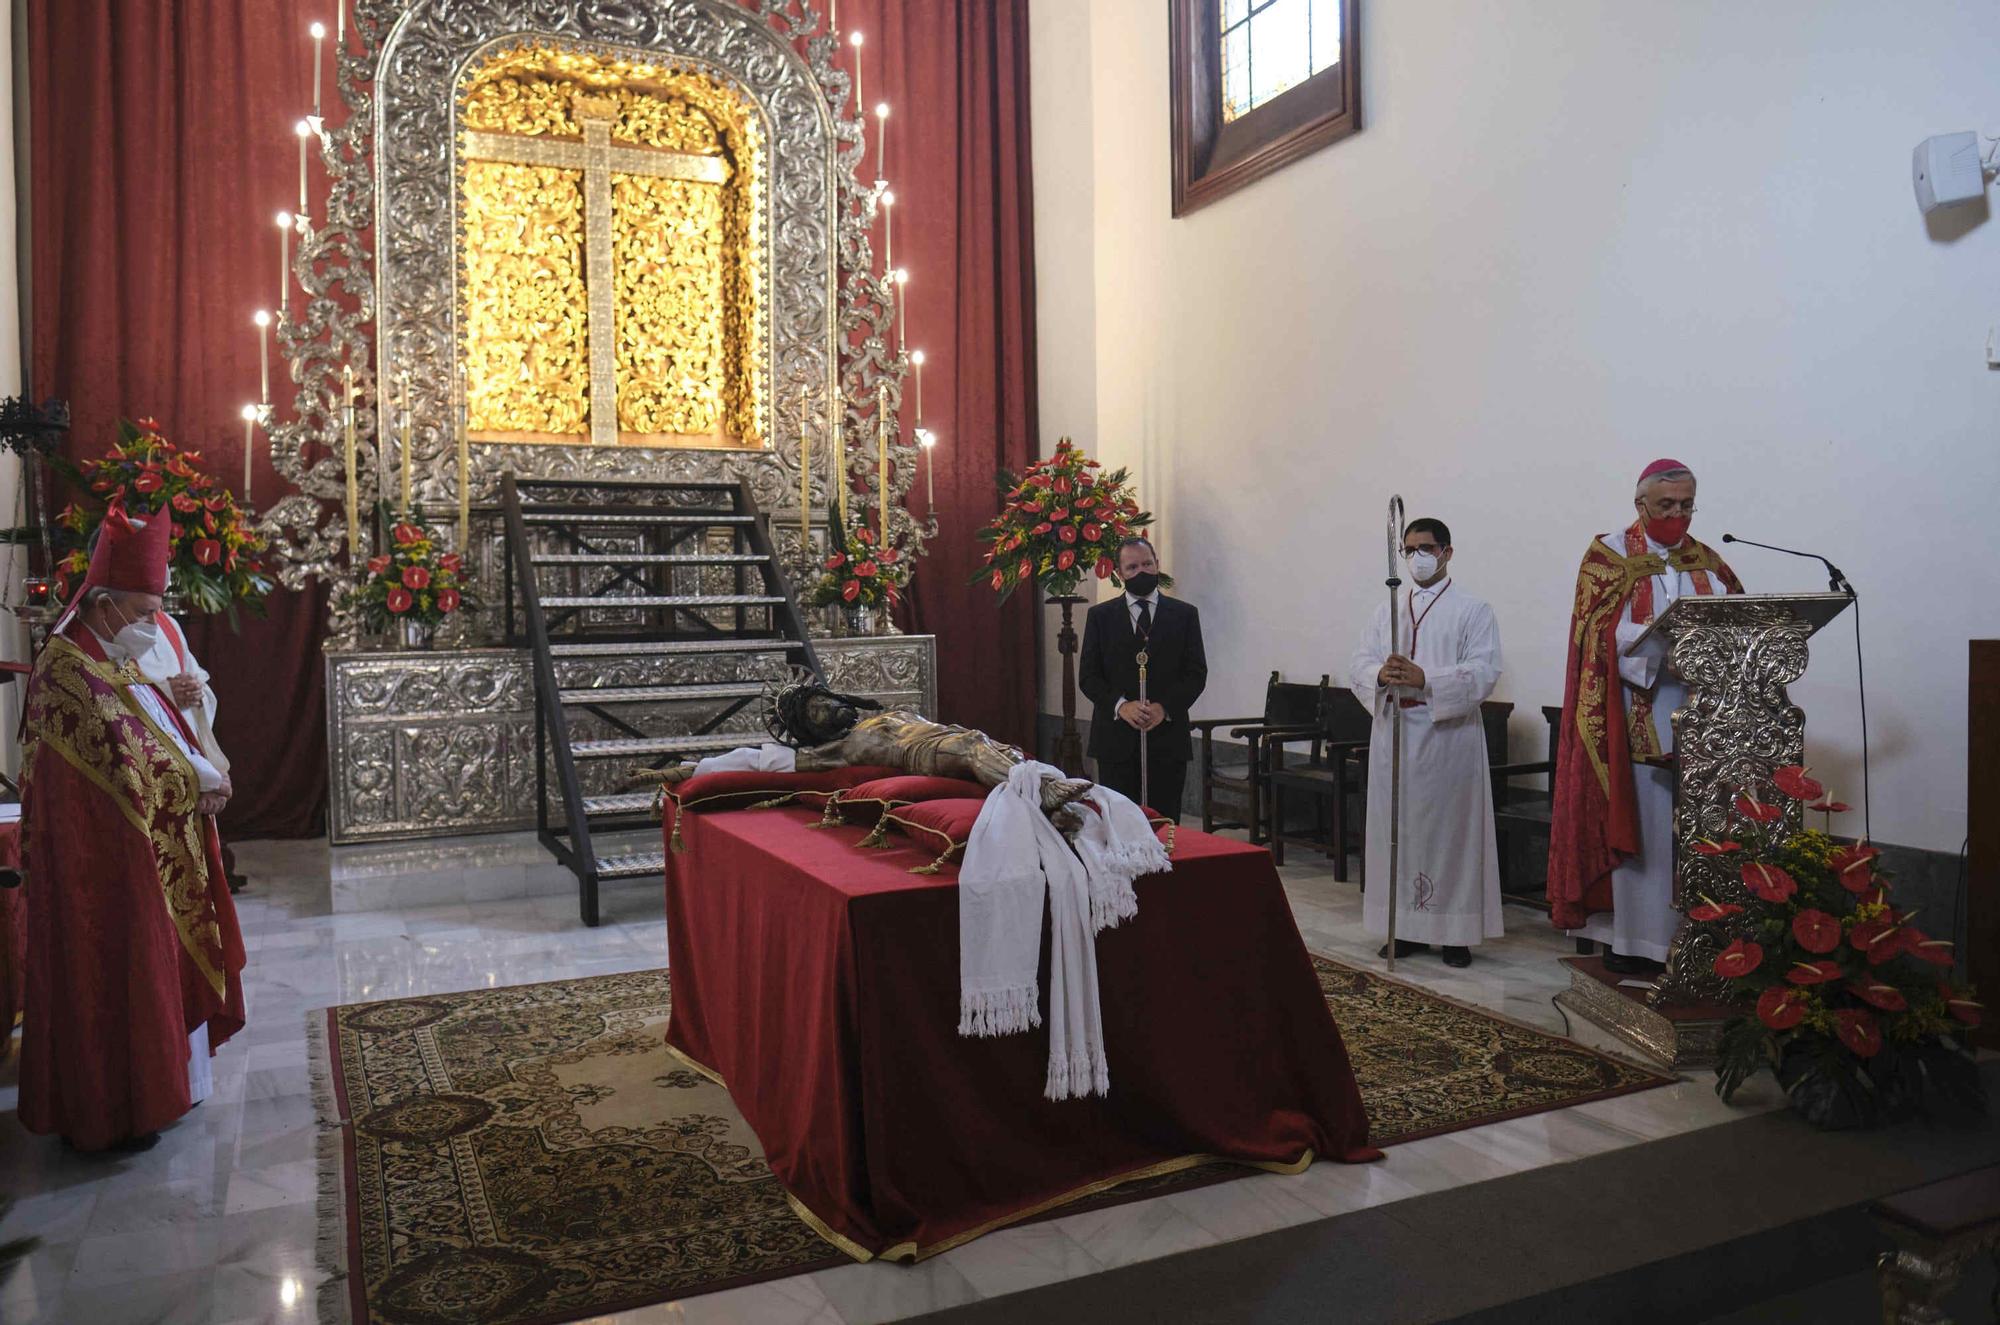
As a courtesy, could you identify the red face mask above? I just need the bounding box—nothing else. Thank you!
[1645,515,1691,548]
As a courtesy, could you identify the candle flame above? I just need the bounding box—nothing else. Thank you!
[882,190,896,207]
[910,349,925,365]
[253,309,272,327]
[894,268,908,285]
[849,30,864,46]
[276,211,292,228]
[309,21,326,39]
[875,102,890,119]
[295,119,313,138]
[241,404,260,421]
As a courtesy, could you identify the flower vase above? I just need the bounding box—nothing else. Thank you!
[845,604,877,637]
[399,619,436,651]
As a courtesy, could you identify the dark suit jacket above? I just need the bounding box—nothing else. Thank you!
[1078,594,1207,761]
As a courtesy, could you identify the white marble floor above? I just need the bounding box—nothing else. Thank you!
[0,833,1782,1325]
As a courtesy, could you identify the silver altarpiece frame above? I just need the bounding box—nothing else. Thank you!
[274,0,940,842]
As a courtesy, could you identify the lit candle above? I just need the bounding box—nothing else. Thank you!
[881,189,894,280]
[874,102,889,177]
[877,382,890,551]
[276,212,292,315]
[834,397,848,527]
[894,269,909,352]
[798,393,811,550]
[253,310,272,404]
[848,32,864,126]
[240,404,259,505]
[457,365,471,548]
[919,429,936,507]
[310,22,326,119]
[343,364,360,555]
[910,348,925,422]
[398,371,413,517]
[295,120,312,214]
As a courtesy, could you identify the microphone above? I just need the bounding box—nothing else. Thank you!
[1720,533,1853,596]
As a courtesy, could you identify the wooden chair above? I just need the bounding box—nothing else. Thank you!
[1491,704,1563,900]
[1269,696,1517,882]
[1265,686,1373,872]
[1191,672,1326,842]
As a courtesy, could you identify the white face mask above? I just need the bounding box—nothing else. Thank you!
[102,602,162,660]
[1408,551,1441,583]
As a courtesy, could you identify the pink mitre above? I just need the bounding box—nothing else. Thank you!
[1638,457,1690,481]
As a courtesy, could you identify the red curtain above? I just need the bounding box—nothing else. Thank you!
[29,0,329,838]
[28,0,1039,837]
[844,0,1041,749]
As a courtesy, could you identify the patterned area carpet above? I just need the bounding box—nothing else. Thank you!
[311,957,1671,1323]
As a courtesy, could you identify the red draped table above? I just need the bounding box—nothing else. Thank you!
[663,805,1378,1260]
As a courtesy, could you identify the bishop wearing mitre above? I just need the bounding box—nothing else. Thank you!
[1347,516,1506,967]
[1547,460,1743,975]
[18,503,246,1151]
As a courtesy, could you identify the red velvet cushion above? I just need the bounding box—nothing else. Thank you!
[884,797,985,862]
[667,764,901,815]
[833,774,990,823]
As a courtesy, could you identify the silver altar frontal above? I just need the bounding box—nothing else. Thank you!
[262,2,943,890]
[327,636,937,844]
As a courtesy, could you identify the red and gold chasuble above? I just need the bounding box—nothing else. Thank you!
[1545,523,1742,930]
[17,628,245,1148]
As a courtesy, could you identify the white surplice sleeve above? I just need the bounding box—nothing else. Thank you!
[1347,601,1392,713]
[1425,601,1503,724]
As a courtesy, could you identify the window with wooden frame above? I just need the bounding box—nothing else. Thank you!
[1170,0,1360,217]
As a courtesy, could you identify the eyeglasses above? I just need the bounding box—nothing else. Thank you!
[1400,545,1443,558]
[1641,499,1697,516]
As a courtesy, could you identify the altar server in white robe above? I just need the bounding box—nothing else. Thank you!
[1347,517,1505,968]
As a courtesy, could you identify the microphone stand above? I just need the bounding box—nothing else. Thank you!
[1720,533,1869,840]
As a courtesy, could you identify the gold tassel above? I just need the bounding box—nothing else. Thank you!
[809,793,844,828]
[669,799,687,854]
[857,815,892,849]
[1164,823,1177,856]
[908,846,957,875]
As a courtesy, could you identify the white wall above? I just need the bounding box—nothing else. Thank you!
[1030,0,2000,853]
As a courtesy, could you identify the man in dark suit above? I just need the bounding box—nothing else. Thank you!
[1079,537,1207,820]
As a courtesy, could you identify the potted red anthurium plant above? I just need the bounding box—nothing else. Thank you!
[52,417,274,627]
[1700,765,1983,1129]
[971,437,1159,599]
[343,515,475,647]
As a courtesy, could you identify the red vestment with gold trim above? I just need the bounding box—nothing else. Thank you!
[1546,523,1742,930]
[17,626,246,1149]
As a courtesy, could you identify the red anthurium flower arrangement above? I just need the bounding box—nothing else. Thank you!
[973,436,1156,600]
[1689,775,1982,1128]
[53,417,274,624]
[343,513,477,635]
[813,517,909,616]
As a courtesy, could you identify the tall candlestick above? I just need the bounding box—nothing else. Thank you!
[276,212,292,315]
[240,405,259,505]
[457,365,471,548]
[910,348,925,422]
[881,189,894,280]
[894,269,908,352]
[848,32,864,126]
[781,395,801,558]
[874,102,889,176]
[877,383,890,551]
[343,365,359,555]
[336,1,344,46]
[310,22,326,119]
[295,120,312,214]
[919,429,935,507]
[834,399,848,527]
[398,371,413,517]
[253,310,272,404]
[830,0,838,35]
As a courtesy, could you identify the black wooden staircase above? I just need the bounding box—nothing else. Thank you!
[501,475,822,925]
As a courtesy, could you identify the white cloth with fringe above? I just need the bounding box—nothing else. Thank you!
[957,763,1171,1100]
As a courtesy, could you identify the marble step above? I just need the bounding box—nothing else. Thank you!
[559,682,768,706]
[541,593,784,609]
[568,733,748,759]
[549,639,790,657]
[532,553,768,566]
[579,792,659,818]
[520,509,752,525]
[594,850,667,880]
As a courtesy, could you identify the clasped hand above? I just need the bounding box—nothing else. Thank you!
[1118,699,1167,731]
[197,776,233,818]
[1377,654,1426,690]
[169,672,203,708]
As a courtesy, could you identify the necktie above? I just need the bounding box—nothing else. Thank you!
[1135,599,1153,637]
